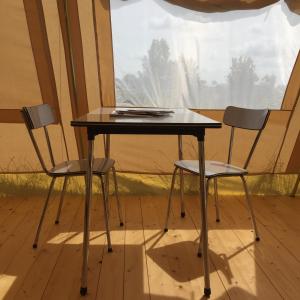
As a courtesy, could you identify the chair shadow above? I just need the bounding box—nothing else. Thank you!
[146,240,233,284]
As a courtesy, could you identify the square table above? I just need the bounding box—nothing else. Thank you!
[71,107,222,297]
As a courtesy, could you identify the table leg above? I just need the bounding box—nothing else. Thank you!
[198,137,211,297]
[80,138,94,296]
[104,134,110,217]
[178,135,185,217]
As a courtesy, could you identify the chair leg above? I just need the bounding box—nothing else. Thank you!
[100,175,112,252]
[164,167,178,232]
[214,177,220,222]
[291,174,300,197]
[241,175,260,241]
[198,178,210,257]
[104,172,110,219]
[112,166,124,226]
[55,176,68,224]
[179,169,185,218]
[33,177,56,248]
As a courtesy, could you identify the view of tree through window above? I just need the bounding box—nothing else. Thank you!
[110,0,300,109]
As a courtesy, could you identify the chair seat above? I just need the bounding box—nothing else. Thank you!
[174,160,247,178]
[50,158,115,176]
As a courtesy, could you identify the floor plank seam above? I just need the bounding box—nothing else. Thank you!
[122,196,127,300]
[237,196,300,263]
[140,196,152,300]
[184,197,232,300]
[224,211,285,300]
[93,192,107,300]
[40,195,84,300]
[1,193,60,298]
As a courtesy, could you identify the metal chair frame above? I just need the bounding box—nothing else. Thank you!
[165,106,270,251]
[21,104,123,251]
[291,174,300,197]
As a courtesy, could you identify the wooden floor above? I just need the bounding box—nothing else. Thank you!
[0,190,299,300]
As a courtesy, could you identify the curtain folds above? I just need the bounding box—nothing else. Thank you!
[285,0,300,14]
[165,0,300,14]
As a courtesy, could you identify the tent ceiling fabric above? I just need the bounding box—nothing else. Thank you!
[0,0,299,176]
[165,0,300,13]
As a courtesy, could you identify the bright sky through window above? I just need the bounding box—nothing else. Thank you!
[110,0,300,109]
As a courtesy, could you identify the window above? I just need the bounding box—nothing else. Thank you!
[110,0,300,109]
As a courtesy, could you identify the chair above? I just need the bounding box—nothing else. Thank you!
[21,104,123,251]
[164,106,270,252]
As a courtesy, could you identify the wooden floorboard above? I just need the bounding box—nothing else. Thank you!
[0,193,299,299]
[223,196,300,299]
[123,196,150,300]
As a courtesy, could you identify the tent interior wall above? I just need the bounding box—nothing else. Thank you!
[0,0,299,195]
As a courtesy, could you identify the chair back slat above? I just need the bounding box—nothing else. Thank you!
[21,107,49,173]
[21,104,60,173]
[223,106,269,130]
[223,106,270,169]
[25,104,56,129]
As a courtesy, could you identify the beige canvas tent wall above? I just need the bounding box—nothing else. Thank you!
[0,0,299,194]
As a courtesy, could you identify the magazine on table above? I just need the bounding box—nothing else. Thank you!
[110,108,174,117]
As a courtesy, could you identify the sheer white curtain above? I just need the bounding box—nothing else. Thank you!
[110,0,300,109]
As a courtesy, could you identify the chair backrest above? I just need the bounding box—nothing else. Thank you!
[223,106,270,169]
[24,104,56,130]
[21,104,68,174]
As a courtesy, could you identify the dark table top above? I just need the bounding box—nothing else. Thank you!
[71,107,222,138]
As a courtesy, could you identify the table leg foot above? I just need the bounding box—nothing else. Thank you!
[164,228,168,233]
[204,287,211,297]
[80,287,87,296]
[32,244,37,249]
[120,222,124,227]
[197,252,202,258]
[181,212,185,218]
[108,247,113,253]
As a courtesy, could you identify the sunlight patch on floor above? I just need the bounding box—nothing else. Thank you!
[0,274,17,299]
[47,232,78,244]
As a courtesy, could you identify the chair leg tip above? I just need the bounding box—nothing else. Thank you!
[197,252,202,258]
[80,287,87,296]
[32,244,37,249]
[120,222,124,227]
[255,237,260,241]
[181,212,186,218]
[164,228,168,233]
[216,219,220,223]
[204,288,211,297]
[55,220,59,224]
[108,247,113,253]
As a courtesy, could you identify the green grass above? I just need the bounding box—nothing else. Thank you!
[0,173,298,198]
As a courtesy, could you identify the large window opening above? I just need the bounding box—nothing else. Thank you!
[110,0,300,109]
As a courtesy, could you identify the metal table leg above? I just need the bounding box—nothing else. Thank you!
[80,138,94,296]
[178,135,185,217]
[198,137,211,297]
[104,134,110,218]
